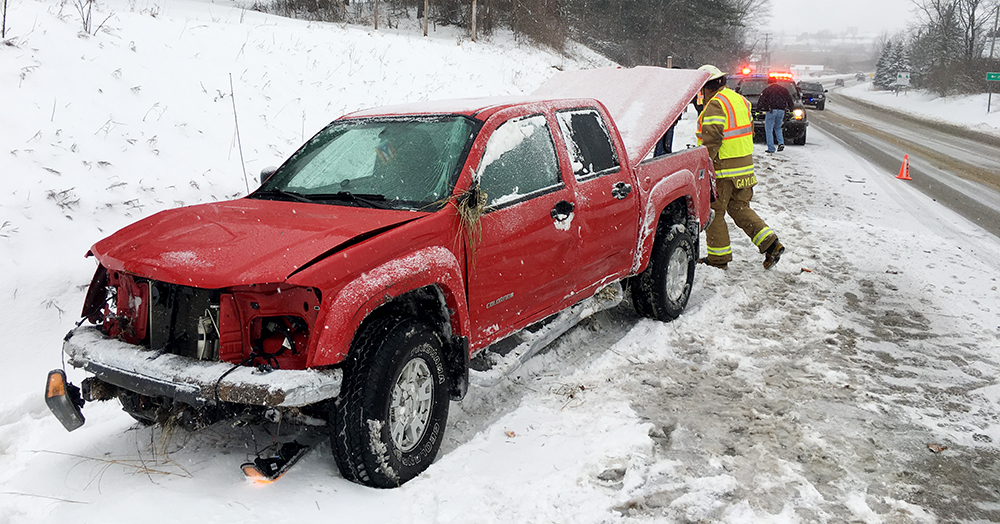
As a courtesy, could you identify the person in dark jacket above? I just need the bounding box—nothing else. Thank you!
[653,118,678,156]
[756,78,794,153]
[653,67,688,157]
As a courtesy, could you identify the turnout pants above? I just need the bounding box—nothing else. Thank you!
[705,177,776,264]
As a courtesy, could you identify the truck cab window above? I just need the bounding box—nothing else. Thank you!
[477,114,561,207]
[555,108,620,180]
[257,116,477,209]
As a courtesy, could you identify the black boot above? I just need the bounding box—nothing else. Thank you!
[763,239,785,270]
[699,257,728,270]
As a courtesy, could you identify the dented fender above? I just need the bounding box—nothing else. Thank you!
[630,148,715,274]
[632,168,697,274]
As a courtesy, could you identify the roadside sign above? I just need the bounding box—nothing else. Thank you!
[893,72,911,97]
[990,73,1000,113]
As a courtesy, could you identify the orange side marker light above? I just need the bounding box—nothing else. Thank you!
[44,370,86,432]
[242,463,277,484]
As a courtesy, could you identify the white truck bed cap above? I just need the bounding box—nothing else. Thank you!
[533,66,710,165]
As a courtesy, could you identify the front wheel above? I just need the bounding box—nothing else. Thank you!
[330,317,450,488]
[631,222,697,321]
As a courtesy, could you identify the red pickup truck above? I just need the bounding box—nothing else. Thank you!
[46,66,715,487]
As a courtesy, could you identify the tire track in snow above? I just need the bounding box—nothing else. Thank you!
[589,142,1000,522]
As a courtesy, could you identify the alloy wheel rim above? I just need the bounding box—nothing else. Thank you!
[389,356,434,452]
[664,245,689,301]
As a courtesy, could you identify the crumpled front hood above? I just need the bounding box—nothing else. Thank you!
[90,198,424,289]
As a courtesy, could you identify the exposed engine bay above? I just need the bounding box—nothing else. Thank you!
[56,265,342,430]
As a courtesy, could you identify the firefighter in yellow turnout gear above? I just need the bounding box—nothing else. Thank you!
[696,65,785,270]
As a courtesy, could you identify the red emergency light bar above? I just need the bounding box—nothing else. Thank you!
[769,72,794,80]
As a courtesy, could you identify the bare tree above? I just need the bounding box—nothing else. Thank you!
[912,0,997,60]
[870,31,894,63]
[957,0,991,59]
[910,0,1000,93]
[423,0,429,35]
[250,0,770,68]
[499,0,567,50]
[564,0,769,68]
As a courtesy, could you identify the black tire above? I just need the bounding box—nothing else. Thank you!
[330,316,450,488]
[816,102,825,111]
[630,277,654,318]
[793,129,807,145]
[631,221,697,321]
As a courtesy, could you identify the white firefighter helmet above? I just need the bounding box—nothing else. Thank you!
[698,64,727,82]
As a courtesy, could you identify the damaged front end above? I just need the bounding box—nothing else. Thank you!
[47,264,342,432]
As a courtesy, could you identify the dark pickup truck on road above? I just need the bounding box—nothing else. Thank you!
[737,74,809,145]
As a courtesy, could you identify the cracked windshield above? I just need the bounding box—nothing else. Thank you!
[258,117,478,209]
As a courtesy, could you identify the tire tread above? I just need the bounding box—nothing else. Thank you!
[330,316,448,488]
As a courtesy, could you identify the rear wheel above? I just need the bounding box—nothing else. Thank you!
[631,222,697,321]
[330,316,450,488]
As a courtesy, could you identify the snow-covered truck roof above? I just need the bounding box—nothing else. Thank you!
[533,66,710,165]
[343,66,708,167]
[342,96,547,119]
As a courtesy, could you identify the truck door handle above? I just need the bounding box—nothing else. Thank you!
[612,182,632,200]
[550,200,575,221]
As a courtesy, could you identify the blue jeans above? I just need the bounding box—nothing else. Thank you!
[764,110,785,152]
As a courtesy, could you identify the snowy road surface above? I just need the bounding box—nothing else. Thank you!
[811,91,1000,239]
[3,1,1000,522]
[6,119,1000,524]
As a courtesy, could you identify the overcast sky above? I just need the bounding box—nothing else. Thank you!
[765,0,917,35]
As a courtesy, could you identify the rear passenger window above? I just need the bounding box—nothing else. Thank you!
[555,109,620,180]
[477,114,561,207]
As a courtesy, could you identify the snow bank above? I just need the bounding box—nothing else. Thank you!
[839,83,1000,138]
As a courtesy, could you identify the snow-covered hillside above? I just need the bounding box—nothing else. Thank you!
[1,0,608,402]
[3,0,1000,522]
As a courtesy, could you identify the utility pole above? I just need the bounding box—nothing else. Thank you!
[763,33,771,73]
[991,4,999,59]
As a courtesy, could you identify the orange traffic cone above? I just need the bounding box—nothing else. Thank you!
[896,155,911,180]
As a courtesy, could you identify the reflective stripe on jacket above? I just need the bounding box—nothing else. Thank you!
[697,87,756,185]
